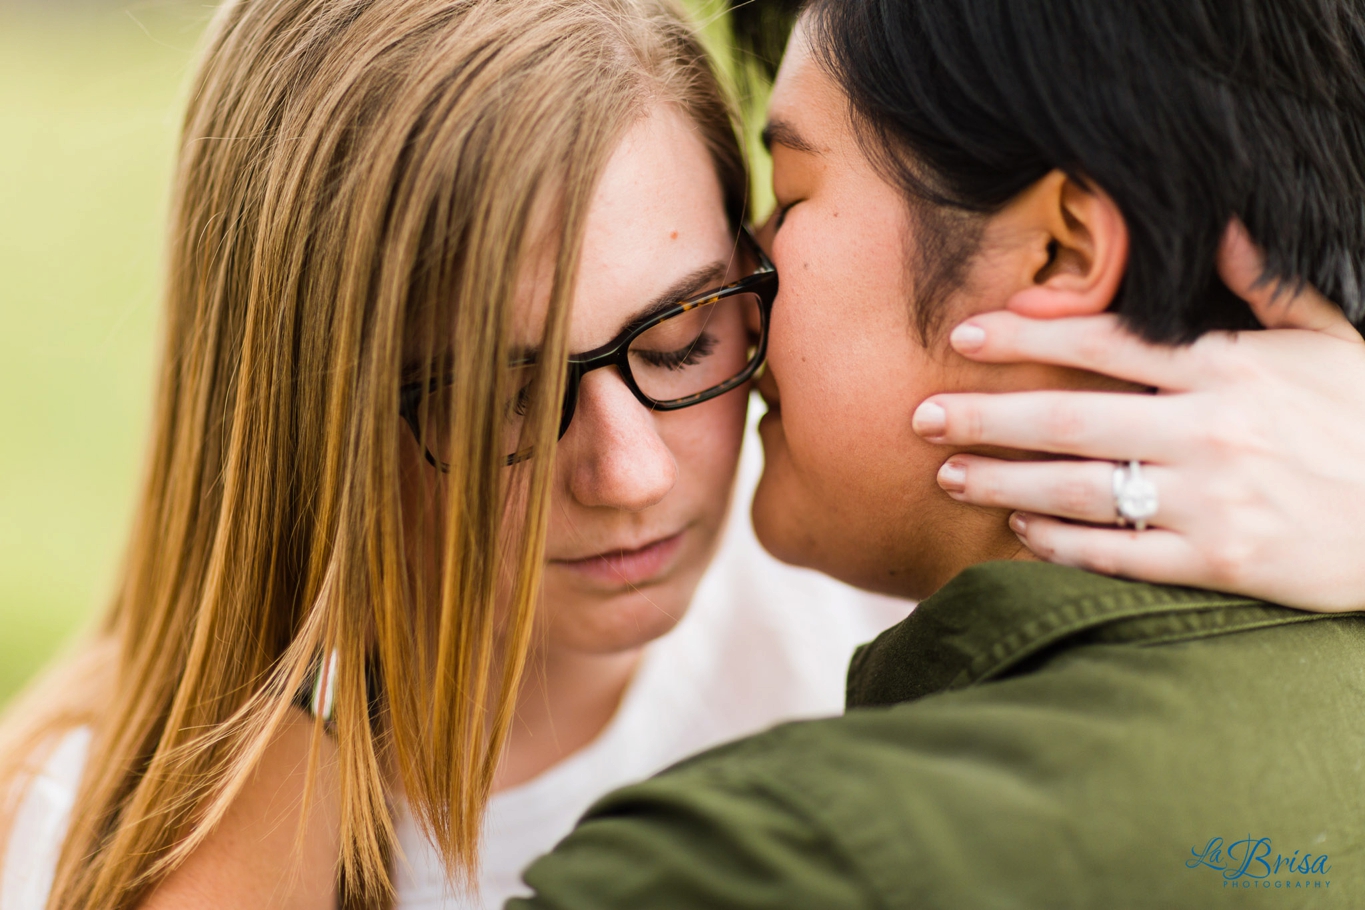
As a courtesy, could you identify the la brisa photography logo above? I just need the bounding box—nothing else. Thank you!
[1187,835,1332,891]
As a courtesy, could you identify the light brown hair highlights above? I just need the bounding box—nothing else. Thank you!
[0,0,746,907]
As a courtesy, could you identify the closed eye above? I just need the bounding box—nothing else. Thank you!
[773,203,792,231]
[510,383,532,417]
[635,332,718,370]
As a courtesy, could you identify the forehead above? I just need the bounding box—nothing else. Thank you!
[569,104,733,346]
[509,103,733,354]
[767,22,845,150]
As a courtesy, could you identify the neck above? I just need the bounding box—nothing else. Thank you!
[492,641,642,793]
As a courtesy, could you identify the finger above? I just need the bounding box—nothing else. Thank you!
[1218,219,1361,343]
[946,310,1201,390]
[940,455,1184,527]
[913,390,1184,461]
[1010,514,1209,587]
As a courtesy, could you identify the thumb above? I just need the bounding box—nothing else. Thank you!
[1218,219,1362,342]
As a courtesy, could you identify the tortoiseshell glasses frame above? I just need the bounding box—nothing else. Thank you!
[400,226,777,469]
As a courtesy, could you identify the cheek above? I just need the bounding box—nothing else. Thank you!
[768,253,923,486]
[658,387,749,511]
[776,327,921,503]
[758,212,956,580]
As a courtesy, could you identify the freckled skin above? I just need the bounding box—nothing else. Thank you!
[490,104,753,791]
[532,103,749,655]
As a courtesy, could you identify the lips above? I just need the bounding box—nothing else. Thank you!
[550,531,686,587]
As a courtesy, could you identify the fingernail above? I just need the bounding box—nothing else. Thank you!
[950,322,987,353]
[1010,512,1029,535]
[913,401,947,437]
[938,460,967,493]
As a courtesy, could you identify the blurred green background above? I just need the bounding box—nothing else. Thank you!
[0,1,768,705]
[0,1,213,703]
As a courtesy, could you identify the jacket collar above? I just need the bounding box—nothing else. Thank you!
[846,560,1330,709]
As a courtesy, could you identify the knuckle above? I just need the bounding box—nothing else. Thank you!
[1074,331,1115,369]
[1224,348,1277,384]
[986,316,1023,354]
[1078,540,1125,577]
[1194,336,1271,385]
[1202,538,1257,586]
[1054,477,1102,516]
[977,466,1021,510]
[971,471,1008,507]
[1041,402,1088,446]
[954,402,986,444]
[1020,524,1056,560]
[1196,410,1267,456]
[1204,478,1258,516]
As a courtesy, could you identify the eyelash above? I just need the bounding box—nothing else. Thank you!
[773,203,792,231]
[637,332,718,371]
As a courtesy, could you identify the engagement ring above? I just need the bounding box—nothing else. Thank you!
[1112,460,1158,531]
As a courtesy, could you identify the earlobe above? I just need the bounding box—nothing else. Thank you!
[1005,175,1129,319]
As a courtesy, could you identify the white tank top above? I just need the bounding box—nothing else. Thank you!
[1,726,91,908]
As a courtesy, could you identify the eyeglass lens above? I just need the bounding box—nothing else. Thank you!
[412,291,764,467]
[626,292,761,404]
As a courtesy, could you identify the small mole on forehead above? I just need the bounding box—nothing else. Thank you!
[670,231,679,240]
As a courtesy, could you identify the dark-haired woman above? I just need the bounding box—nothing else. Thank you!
[730,0,1365,614]
[513,0,1365,905]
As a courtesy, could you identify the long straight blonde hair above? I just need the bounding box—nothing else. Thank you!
[0,1,746,907]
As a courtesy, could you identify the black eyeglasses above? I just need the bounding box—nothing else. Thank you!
[400,227,777,469]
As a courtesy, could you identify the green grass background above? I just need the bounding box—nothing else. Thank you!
[0,2,214,703]
[0,1,767,705]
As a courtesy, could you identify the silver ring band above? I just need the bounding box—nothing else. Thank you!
[1112,460,1158,531]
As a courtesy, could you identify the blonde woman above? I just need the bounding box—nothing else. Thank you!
[0,1,904,908]
[13,1,1357,908]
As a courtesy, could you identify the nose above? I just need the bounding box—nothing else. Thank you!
[562,369,677,512]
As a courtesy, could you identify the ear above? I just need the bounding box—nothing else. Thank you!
[998,170,1129,319]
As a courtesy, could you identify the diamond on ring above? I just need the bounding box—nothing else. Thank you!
[1112,460,1158,531]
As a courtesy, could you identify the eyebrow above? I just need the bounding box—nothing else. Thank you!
[514,259,731,362]
[625,260,731,332]
[761,117,821,155]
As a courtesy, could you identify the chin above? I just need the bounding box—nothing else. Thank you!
[545,580,694,655]
[751,415,861,579]
[750,458,931,601]
[754,405,961,599]
[750,422,811,570]
[749,475,809,570]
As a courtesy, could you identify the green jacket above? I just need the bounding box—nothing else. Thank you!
[510,562,1365,908]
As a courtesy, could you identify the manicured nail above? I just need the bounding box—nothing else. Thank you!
[1010,512,1029,535]
[950,322,987,353]
[913,401,947,437]
[938,460,967,493]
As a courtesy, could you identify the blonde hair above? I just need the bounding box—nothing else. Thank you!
[0,0,746,907]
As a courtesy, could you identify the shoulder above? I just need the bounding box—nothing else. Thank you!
[511,716,884,910]
[513,709,1001,910]
[137,708,340,910]
[516,618,1365,908]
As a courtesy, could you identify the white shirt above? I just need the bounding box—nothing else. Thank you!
[393,419,910,909]
[1,727,91,909]
[2,420,911,909]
